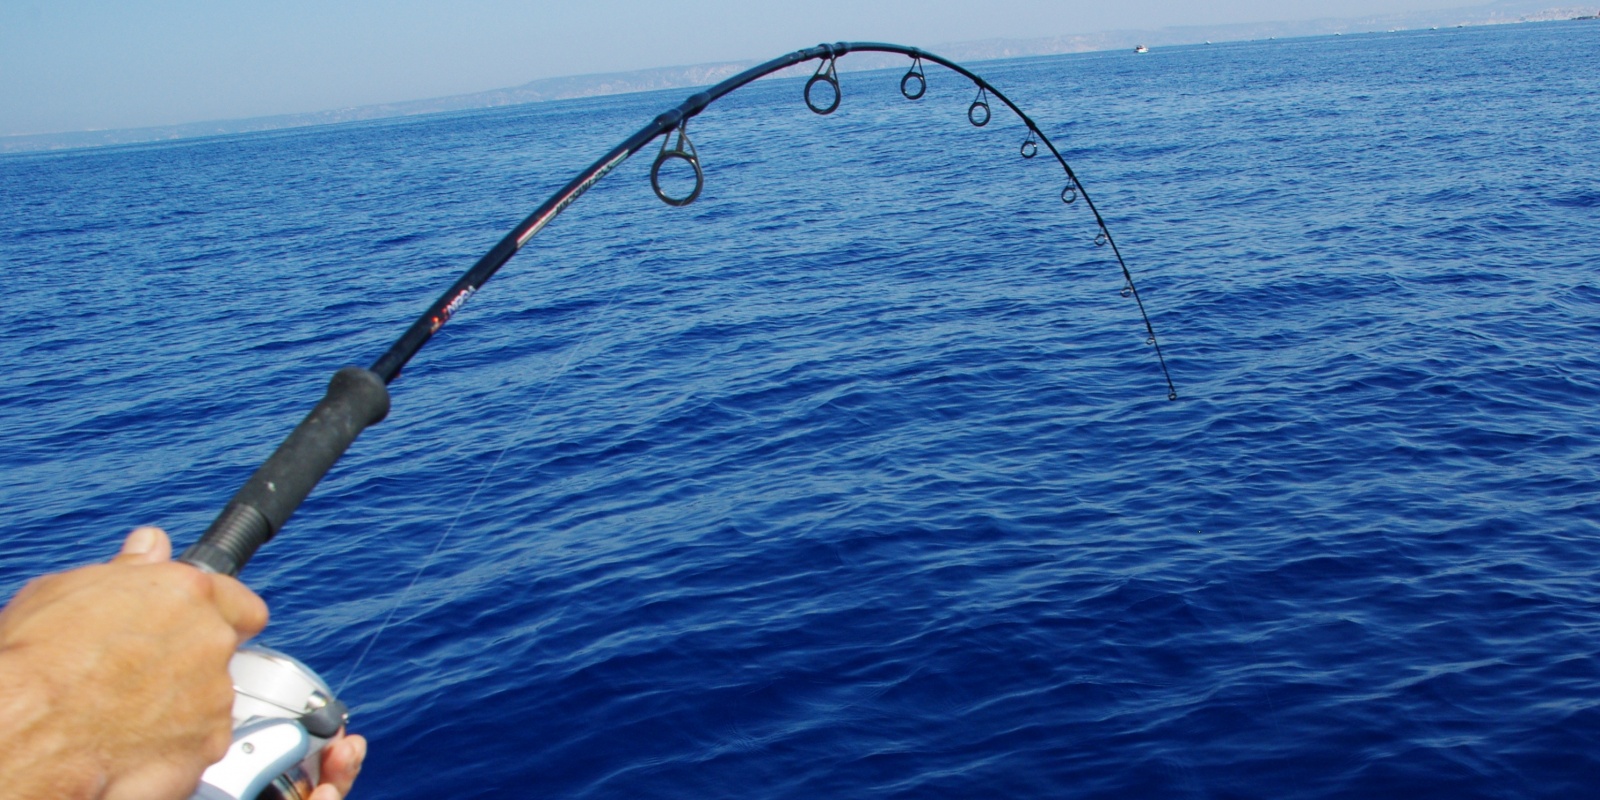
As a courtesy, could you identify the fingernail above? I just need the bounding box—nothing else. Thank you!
[122,527,158,555]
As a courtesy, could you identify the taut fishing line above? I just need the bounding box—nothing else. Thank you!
[173,42,1180,797]
[336,271,638,695]
[178,40,1180,577]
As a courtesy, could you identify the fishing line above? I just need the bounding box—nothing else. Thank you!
[180,39,1180,589]
[157,43,1188,798]
[337,271,637,694]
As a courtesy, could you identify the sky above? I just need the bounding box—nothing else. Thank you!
[2,0,1486,137]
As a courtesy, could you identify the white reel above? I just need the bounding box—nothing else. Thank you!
[190,647,347,800]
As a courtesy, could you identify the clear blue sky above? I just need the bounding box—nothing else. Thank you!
[2,0,1482,136]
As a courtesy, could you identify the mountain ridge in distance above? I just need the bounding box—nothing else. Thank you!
[4,0,1596,155]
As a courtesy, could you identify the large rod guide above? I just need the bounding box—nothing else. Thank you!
[179,41,1178,577]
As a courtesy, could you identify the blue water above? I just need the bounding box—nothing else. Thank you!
[4,21,1600,798]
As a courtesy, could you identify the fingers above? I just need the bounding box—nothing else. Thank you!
[313,734,367,800]
[207,574,268,641]
[110,527,268,640]
[113,526,172,565]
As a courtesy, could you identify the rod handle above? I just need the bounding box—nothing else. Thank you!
[180,367,390,576]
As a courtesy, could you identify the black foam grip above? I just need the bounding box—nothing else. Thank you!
[180,367,390,576]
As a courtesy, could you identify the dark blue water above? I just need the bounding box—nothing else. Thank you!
[5,21,1600,798]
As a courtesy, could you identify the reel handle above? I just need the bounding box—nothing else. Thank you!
[180,367,389,576]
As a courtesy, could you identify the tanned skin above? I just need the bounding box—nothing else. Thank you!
[0,527,365,799]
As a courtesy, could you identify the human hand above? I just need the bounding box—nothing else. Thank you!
[0,526,362,799]
[0,526,265,798]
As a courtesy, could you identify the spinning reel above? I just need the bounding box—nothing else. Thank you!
[190,647,347,800]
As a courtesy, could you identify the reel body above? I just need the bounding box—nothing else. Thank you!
[191,647,347,800]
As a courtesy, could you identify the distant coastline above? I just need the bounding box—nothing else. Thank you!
[5,2,1596,155]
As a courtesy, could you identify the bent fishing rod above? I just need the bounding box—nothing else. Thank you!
[178,41,1178,579]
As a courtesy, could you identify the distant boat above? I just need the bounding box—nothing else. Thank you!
[1134,44,1149,54]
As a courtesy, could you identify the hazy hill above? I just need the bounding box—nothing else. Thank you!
[4,0,1595,154]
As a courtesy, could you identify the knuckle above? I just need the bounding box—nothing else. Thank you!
[197,681,237,762]
[17,572,64,600]
[201,721,234,764]
[209,676,237,714]
[21,574,55,593]
[166,563,216,600]
[201,618,239,653]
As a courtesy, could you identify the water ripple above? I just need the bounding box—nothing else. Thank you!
[4,21,1600,800]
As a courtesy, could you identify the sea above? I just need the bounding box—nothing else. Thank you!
[3,20,1598,799]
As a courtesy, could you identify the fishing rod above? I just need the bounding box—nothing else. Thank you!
[179,40,1176,579]
[179,42,1177,796]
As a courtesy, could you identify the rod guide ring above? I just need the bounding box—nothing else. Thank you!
[806,48,842,115]
[650,121,704,207]
[968,85,991,127]
[901,56,927,100]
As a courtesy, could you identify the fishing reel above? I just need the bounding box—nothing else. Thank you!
[190,646,348,800]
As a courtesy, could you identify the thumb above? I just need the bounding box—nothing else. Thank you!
[113,526,173,564]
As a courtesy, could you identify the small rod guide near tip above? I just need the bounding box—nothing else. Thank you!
[181,41,1178,577]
